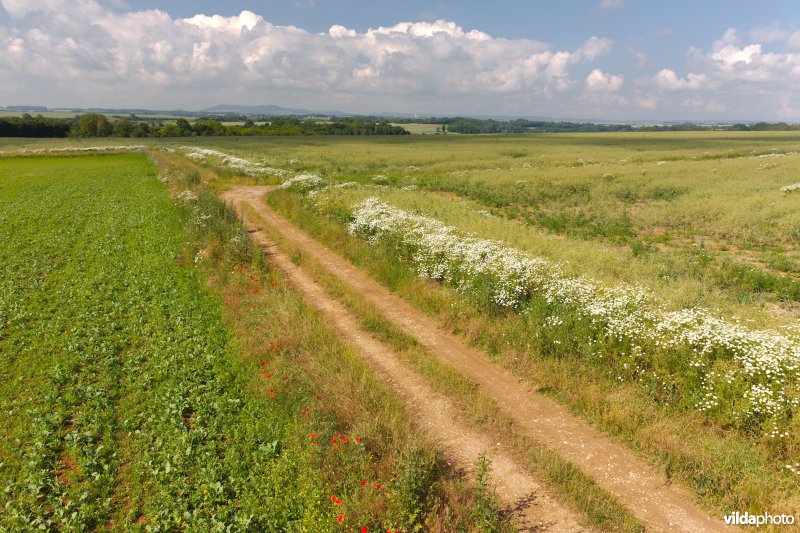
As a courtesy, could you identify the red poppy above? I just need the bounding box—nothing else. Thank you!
[361,528,368,533]
[337,515,344,522]
[331,495,336,502]
[335,499,342,505]
[361,480,367,486]
[355,437,361,443]
[331,438,337,444]
[375,483,381,489]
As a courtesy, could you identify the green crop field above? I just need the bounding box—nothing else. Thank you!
[0,153,504,530]
[390,123,448,135]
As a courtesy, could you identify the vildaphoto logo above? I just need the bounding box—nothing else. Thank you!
[723,511,796,527]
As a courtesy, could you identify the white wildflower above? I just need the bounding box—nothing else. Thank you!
[347,197,800,423]
[180,146,288,177]
[279,173,323,192]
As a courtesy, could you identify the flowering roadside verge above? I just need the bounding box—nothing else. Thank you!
[280,173,324,192]
[181,146,288,177]
[348,197,800,432]
[4,145,148,155]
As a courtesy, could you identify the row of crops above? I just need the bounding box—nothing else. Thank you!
[0,154,501,530]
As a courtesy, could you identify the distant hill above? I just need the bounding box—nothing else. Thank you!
[201,104,347,116]
[4,105,49,112]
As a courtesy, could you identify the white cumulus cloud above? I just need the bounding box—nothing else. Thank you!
[652,69,706,90]
[575,36,614,61]
[585,69,623,92]
[2,2,800,120]
[0,1,620,110]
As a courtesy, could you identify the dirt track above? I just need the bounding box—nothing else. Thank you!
[222,185,730,533]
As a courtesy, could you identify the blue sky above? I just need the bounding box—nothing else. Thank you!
[1,0,799,120]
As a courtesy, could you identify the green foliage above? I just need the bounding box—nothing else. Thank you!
[0,156,325,529]
[0,115,410,138]
[74,113,113,137]
[0,153,507,531]
[387,448,438,529]
[175,118,193,136]
[0,155,314,528]
[0,115,73,137]
[469,454,504,531]
[112,118,135,137]
[444,118,636,134]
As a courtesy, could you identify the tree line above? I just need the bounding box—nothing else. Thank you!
[3,113,799,138]
[372,116,800,133]
[443,118,634,134]
[0,114,410,137]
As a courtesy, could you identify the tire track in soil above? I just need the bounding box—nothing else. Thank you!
[225,187,585,531]
[222,185,730,533]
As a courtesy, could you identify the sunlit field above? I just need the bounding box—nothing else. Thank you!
[3,132,800,522]
[159,131,800,516]
[0,152,507,530]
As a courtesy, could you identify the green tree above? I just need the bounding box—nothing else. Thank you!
[76,113,112,137]
[112,118,134,137]
[193,119,225,136]
[175,118,193,136]
[159,124,181,137]
[130,122,150,137]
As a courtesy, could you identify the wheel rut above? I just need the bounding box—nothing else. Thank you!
[222,185,730,533]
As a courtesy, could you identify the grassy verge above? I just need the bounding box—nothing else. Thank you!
[245,200,645,531]
[159,155,514,531]
[266,188,800,517]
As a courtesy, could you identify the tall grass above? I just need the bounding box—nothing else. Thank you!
[158,154,514,531]
[267,186,800,518]
[255,212,645,531]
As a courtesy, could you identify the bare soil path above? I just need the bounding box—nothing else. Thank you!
[224,187,584,531]
[222,185,729,533]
